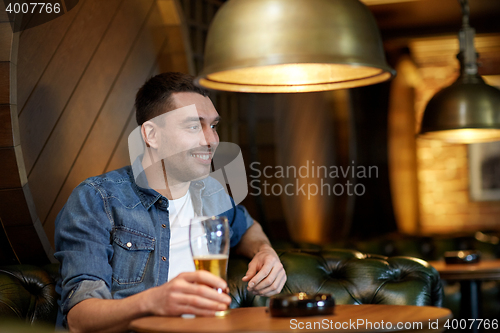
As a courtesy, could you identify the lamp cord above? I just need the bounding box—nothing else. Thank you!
[459,0,470,28]
[457,0,478,75]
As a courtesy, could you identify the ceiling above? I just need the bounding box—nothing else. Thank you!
[360,0,500,76]
[365,0,500,39]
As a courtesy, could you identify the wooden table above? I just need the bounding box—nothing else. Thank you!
[430,259,500,333]
[129,305,452,333]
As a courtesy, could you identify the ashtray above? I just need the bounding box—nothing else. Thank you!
[444,250,481,264]
[268,293,335,317]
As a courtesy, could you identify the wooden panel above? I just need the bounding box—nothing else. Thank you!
[0,186,36,227]
[157,0,181,25]
[0,104,19,147]
[18,0,123,173]
[156,25,191,73]
[27,0,154,225]
[16,0,85,110]
[44,4,170,234]
[0,1,11,23]
[0,62,10,104]
[0,23,13,61]
[104,110,137,173]
[0,146,27,189]
[0,218,19,264]
[4,223,50,264]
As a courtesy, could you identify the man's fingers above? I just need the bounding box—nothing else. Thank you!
[180,282,231,304]
[255,270,287,296]
[170,292,229,312]
[242,261,258,281]
[173,301,227,317]
[248,260,283,290]
[180,271,227,290]
[247,262,274,289]
[172,273,231,304]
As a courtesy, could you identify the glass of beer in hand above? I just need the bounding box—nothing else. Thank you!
[189,216,230,316]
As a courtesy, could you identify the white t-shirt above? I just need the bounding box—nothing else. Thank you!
[167,190,196,281]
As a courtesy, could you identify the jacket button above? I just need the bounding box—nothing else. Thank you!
[162,224,166,228]
[162,256,167,261]
[158,199,163,205]
[126,242,132,248]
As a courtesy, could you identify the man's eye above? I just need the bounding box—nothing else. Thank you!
[188,125,200,130]
[211,123,219,129]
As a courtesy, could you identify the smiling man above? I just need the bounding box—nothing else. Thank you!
[54,72,286,333]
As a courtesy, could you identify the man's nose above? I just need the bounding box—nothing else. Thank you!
[200,126,218,147]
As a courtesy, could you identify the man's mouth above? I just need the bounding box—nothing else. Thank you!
[190,151,213,165]
[191,153,211,161]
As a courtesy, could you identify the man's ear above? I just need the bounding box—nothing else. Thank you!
[141,121,159,149]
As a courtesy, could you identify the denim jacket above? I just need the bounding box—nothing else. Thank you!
[54,165,253,327]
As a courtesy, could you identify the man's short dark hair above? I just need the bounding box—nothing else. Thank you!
[135,72,209,125]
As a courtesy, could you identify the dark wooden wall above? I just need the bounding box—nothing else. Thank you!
[0,0,193,264]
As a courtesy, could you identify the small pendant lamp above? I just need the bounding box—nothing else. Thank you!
[419,0,500,144]
[195,0,395,93]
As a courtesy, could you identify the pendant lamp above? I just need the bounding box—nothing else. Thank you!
[195,0,395,93]
[419,0,500,144]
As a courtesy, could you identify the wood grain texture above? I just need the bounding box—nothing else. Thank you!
[0,23,13,61]
[0,104,19,147]
[0,62,10,104]
[0,1,11,23]
[18,0,123,173]
[104,109,137,173]
[0,146,27,189]
[130,305,452,333]
[16,0,84,110]
[27,0,154,226]
[0,186,37,227]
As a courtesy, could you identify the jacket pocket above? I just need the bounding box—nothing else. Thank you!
[111,226,155,285]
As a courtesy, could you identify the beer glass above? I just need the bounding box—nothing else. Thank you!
[189,216,230,316]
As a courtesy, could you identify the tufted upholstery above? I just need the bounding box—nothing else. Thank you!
[0,265,58,325]
[0,249,443,328]
[228,249,443,309]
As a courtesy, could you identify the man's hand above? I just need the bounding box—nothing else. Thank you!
[146,270,231,316]
[67,271,231,333]
[241,244,287,296]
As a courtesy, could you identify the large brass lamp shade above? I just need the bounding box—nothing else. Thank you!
[419,0,500,143]
[195,0,395,93]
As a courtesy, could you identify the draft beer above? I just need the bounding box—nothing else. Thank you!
[189,216,230,316]
[193,255,228,282]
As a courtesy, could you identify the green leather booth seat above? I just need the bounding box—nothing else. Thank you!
[0,249,443,329]
[274,232,500,322]
[228,249,443,309]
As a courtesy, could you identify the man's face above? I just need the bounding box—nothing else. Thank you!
[155,92,220,184]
